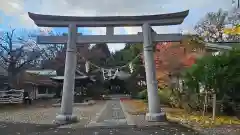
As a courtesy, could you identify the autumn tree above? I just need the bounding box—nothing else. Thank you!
[194,9,239,42]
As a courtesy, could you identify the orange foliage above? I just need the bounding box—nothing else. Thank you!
[142,42,198,87]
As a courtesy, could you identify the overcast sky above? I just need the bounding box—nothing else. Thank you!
[0,0,236,51]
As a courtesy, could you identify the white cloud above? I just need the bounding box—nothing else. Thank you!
[1,0,233,31]
[0,0,36,29]
[86,27,106,35]
[0,0,24,15]
[0,0,234,51]
[108,43,125,52]
[18,13,37,28]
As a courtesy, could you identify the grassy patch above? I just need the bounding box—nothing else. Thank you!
[122,99,240,128]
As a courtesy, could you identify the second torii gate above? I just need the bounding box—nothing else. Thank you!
[28,10,189,125]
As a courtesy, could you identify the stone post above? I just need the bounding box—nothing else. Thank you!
[142,23,166,121]
[55,24,78,124]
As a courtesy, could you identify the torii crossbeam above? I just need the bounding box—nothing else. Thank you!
[28,10,189,125]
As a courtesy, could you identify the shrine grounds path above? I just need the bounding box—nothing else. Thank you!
[0,95,201,135]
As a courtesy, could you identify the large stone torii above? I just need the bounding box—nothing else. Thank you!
[28,10,189,124]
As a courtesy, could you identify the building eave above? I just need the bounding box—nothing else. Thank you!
[205,43,233,50]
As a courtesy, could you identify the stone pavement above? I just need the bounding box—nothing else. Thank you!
[87,99,127,127]
[0,95,202,135]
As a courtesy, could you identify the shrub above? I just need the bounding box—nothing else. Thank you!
[137,89,148,100]
[136,88,173,106]
[158,88,172,106]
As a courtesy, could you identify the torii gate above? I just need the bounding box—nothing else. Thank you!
[28,10,189,124]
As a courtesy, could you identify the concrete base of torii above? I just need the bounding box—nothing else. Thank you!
[145,113,167,122]
[54,115,78,125]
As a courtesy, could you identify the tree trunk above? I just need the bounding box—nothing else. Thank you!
[7,72,14,88]
[7,62,19,88]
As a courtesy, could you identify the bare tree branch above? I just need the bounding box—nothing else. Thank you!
[195,9,239,42]
[17,50,42,71]
[0,43,9,52]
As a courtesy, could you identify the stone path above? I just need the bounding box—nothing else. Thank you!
[87,98,128,127]
[0,95,203,135]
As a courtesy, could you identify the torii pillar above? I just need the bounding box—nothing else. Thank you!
[55,24,78,124]
[142,23,165,121]
[28,10,189,124]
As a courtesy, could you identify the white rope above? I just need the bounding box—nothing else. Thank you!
[113,69,119,79]
[85,61,90,73]
[26,46,142,77]
[80,52,142,80]
[26,37,234,77]
[101,68,106,80]
[129,62,134,73]
[100,68,120,80]
[81,52,142,71]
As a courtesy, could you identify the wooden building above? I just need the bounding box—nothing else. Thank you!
[20,69,59,99]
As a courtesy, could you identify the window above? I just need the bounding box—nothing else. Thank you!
[48,88,55,94]
[38,86,47,94]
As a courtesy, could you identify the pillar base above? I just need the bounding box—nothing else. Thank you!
[145,112,166,122]
[53,114,78,125]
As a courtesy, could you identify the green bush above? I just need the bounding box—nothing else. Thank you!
[136,88,173,106]
[182,49,240,114]
[158,88,172,105]
[137,89,148,100]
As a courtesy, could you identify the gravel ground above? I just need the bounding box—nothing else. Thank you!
[0,122,203,135]
[0,121,57,135]
[0,100,106,125]
[201,125,240,135]
[38,126,202,135]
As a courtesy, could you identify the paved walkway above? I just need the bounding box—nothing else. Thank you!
[0,95,203,135]
[87,96,128,127]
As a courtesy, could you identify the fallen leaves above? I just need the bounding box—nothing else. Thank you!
[121,100,148,115]
[121,99,240,128]
[167,113,240,128]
